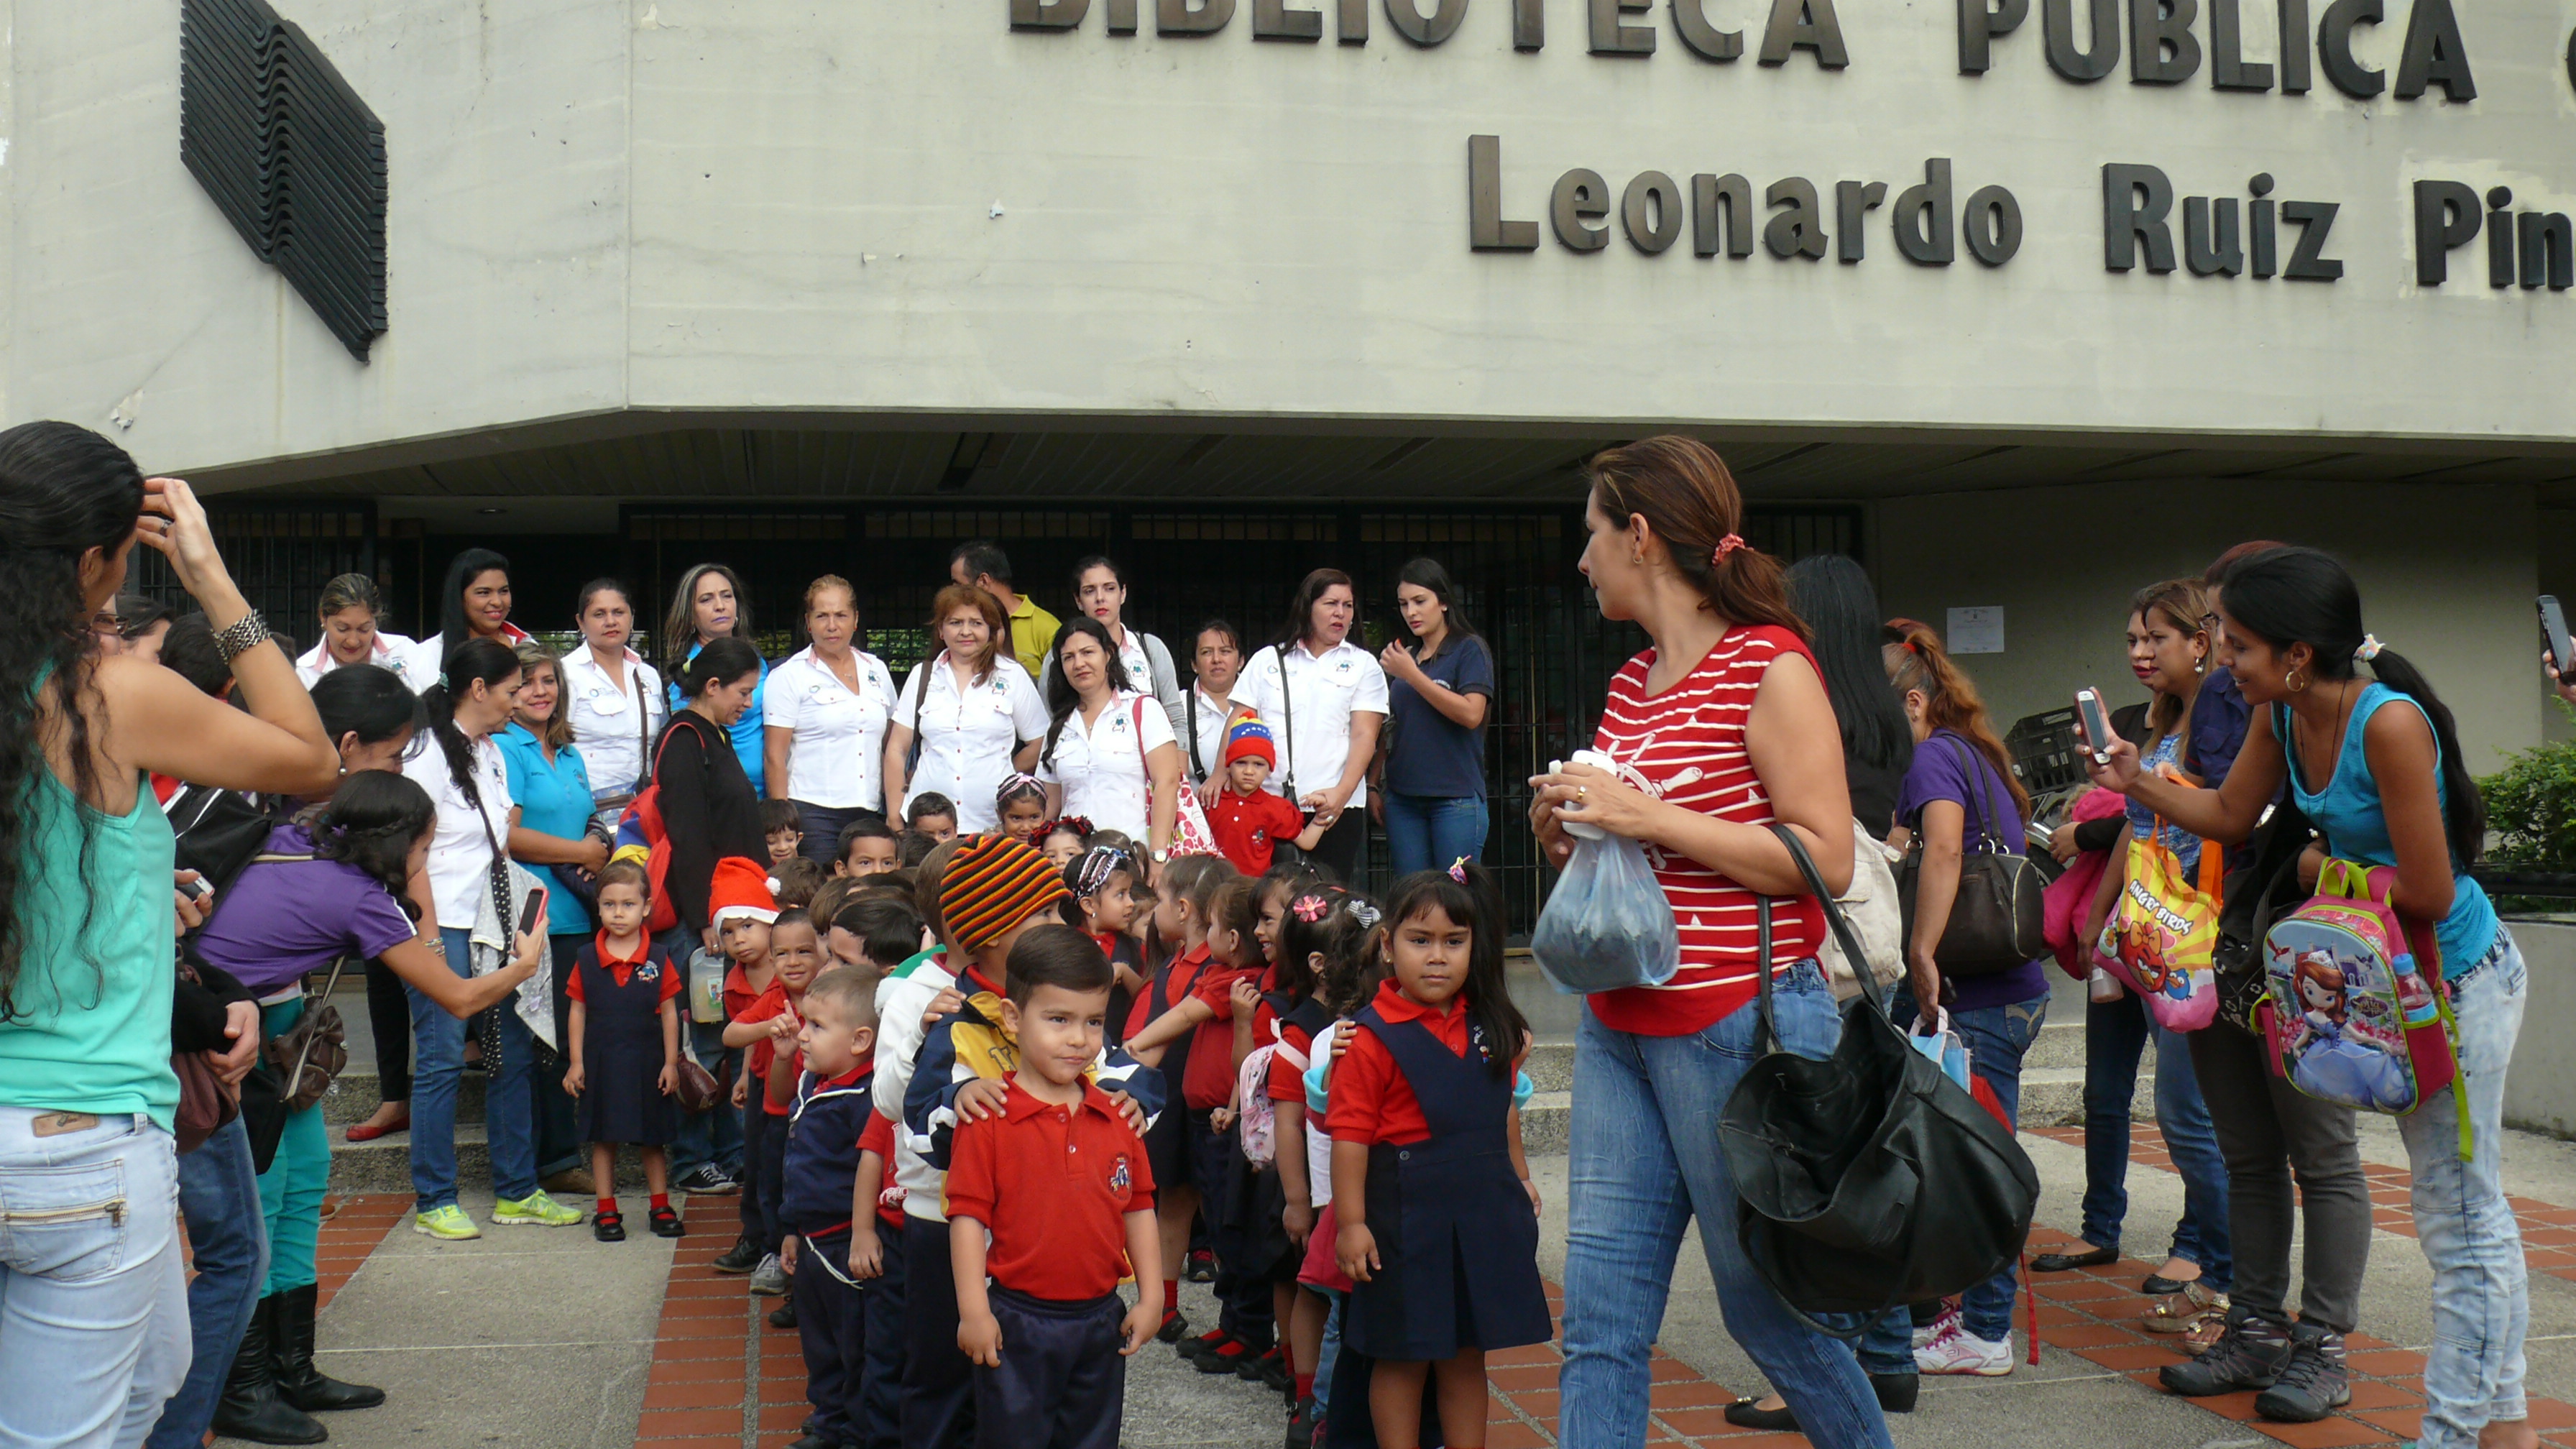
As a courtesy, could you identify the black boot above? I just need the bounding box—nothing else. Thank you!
[211,1295,328,1445]
[272,1285,387,1412]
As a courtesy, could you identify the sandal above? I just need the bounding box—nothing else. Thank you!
[2179,1310,2229,1356]
[2142,1284,2226,1337]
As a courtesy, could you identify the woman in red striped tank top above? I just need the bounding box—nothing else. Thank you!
[1527,437,1893,1449]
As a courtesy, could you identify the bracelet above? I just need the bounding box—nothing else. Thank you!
[423,936,446,957]
[211,611,273,663]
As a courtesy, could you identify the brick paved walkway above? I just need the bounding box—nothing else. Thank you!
[563,1128,2576,1448]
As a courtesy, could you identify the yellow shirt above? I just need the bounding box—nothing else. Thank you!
[1008,594,1061,680]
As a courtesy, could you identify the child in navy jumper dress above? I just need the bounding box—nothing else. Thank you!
[564,862,687,1241]
[1328,866,1547,1449]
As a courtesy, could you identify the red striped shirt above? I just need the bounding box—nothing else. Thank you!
[1587,626,1825,1036]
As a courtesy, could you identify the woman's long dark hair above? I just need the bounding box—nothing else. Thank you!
[1380,865,1525,1080]
[1586,437,1807,640]
[1786,555,1912,778]
[1276,568,1355,651]
[0,422,145,1020]
[1394,557,1479,656]
[1041,615,1136,768]
[300,770,436,919]
[420,637,521,804]
[2222,546,2487,865]
[663,563,753,676]
[309,663,420,754]
[434,548,510,650]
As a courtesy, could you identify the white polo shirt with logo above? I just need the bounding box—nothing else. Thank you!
[1036,689,1178,840]
[893,653,1049,832]
[768,645,900,811]
[1237,638,1390,808]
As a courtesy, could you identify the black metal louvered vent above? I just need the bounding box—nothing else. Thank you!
[179,0,387,361]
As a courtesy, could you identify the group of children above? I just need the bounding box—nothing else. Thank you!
[562,766,1546,1448]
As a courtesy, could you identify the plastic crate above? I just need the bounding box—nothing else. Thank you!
[2005,706,2089,797]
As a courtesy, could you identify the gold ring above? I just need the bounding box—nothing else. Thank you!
[1577,786,1588,802]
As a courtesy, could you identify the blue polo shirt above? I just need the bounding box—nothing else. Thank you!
[497,722,596,936]
[1384,634,1495,800]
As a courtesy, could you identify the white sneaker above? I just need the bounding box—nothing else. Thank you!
[1915,1328,2013,1376]
[748,1252,789,1297]
[1910,1305,1961,1351]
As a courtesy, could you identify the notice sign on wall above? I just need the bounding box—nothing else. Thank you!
[1948,607,2006,655]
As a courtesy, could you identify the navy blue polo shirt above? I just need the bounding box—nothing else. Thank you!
[1384,635,1495,800]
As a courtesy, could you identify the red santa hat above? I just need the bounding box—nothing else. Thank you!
[708,856,780,926]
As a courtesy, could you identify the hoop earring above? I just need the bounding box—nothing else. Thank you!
[2286,666,2309,694]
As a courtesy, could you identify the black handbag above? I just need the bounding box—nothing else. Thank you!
[2209,799,2315,1036]
[1895,737,2048,977]
[168,784,277,903]
[1719,825,2042,1336]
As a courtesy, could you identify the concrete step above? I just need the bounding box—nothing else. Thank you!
[1520,1090,1570,1155]
[2021,1065,2156,1128]
[328,1122,668,1195]
[2025,1018,2089,1071]
[321,1069,482,1126]
[1524,1039,1574,1093]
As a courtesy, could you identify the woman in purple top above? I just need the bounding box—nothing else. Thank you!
[187,773,547,1441]
[1874,620,2053,1378]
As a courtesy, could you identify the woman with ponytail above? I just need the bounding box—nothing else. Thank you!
[400,637,583,1240]
[0,421,339,1445]
[1875,619,2053,1379]
[2089,546,2525,1448]
[1525,436,1886,1449]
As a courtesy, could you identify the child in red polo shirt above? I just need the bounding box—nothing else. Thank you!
[562,860,686,1242]
[1126,875,1275,1377]
[705,857,780,1280]
[853,1107,909,1449]
[1115,854,1228,1343]
[1326,865,1548,1447]
[945,927,1162,1449]
[1204,717,1321,877]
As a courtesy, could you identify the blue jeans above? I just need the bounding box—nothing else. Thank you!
[0,1108,189,1449]
[1864,989,2048,1347]
[1381,793,1489,878]
[2401,932,2530,1449]
[2078,992,2232,1291]
[144,1116,269,1449]
[409,927,538,1210]
[1559,960,1892,1449]
[1312,1289,1343,1420]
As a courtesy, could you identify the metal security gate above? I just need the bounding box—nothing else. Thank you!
[124,502,378,650]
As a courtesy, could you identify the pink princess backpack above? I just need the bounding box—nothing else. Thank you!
[2257,858,2470,1156]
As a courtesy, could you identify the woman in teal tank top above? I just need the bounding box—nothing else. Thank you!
[0,422,340,1448]
[2087,546,2533,1449]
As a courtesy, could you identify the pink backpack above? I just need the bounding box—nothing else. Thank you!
[2258,858,2469,1156]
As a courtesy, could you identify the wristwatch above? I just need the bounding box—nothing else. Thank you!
[1149,847,1170,864]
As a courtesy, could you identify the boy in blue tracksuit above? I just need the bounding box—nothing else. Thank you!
[898,836,1166,1449]
[781,967,880,1449]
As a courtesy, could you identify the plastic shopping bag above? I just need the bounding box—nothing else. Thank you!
[1530,831,1680,995]
[1908,1008,1974,1091]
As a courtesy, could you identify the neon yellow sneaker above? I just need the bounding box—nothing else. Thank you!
[413,1205,481,1241]
[491,1190,583,1228]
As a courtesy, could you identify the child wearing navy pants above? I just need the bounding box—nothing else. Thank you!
[854,1110,908,1449]
[778,968,879,1449]
[944,928,1166,1449]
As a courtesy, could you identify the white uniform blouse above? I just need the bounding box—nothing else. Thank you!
[1036,690,1177,841]
[767,645,899,811]
[1236,639,1391,807]
[893,653,1049,832]
[400,733,515,931]
[561,646,667,805]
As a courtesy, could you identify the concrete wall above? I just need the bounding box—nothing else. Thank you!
[1875,478,2546,770]
[2506,919,2576,1138]
[9,0,2576,477]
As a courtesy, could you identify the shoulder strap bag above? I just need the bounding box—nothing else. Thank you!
[1133,698,1220,858]
[465,760,519,1074]
[1719,825,2042,1337]
[902,655,937,780]
[1894,736,2049,977]
[2210,797,2315,1036]
[1269,645,1299,803]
